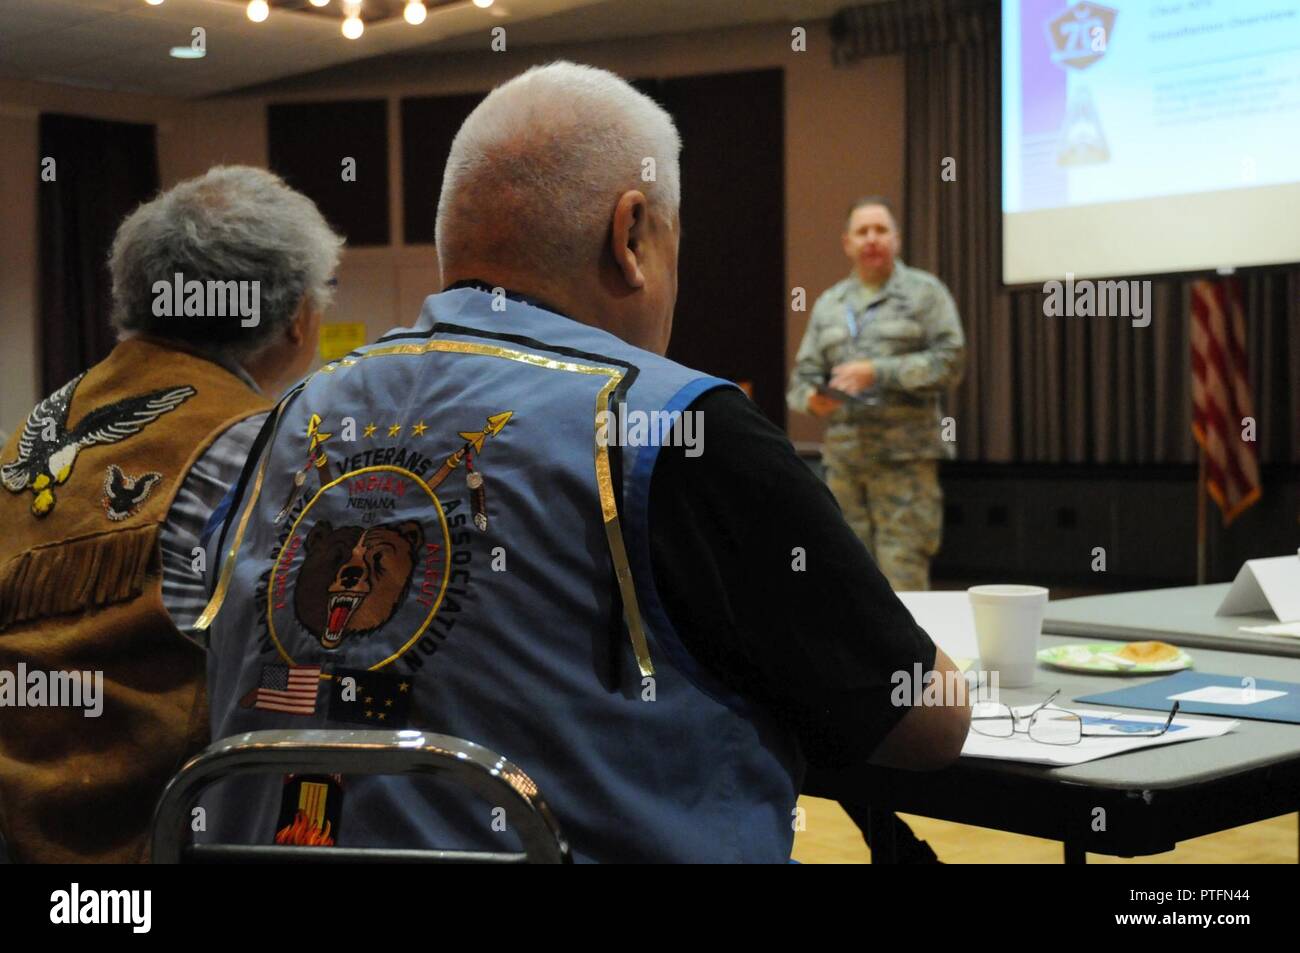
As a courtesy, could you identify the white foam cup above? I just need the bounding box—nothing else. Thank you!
[968,584,1050,689]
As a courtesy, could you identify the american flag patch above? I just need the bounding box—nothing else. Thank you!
[254,664,322,715]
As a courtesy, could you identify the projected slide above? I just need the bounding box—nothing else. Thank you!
[1002,0,1300,284]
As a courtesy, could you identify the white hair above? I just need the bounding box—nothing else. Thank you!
[109,165,343,361]
[435,61,681,277]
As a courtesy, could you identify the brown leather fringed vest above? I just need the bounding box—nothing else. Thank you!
[0,338,270,862]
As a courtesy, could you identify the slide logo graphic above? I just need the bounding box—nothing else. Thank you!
[1046,2,1118,167]
[1046,2,1117,71]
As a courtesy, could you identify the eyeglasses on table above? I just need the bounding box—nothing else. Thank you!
[970,688,1181,746]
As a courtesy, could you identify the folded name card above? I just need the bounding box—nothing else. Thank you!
[1216,554,1300,622]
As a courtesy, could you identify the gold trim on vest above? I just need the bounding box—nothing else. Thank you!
[199,338,656,676]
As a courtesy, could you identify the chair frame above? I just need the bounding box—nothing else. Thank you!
[151,728,571,864]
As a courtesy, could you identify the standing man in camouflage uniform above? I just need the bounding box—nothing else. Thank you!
[788,196,964,863]
[787,197,964,592]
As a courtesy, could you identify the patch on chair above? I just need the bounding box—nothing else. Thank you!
[275,774,342,847]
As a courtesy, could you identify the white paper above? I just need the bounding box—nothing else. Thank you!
[1168,686,1286,705]
[960,707,1237,766]
[1217,555,1300,622]
[896,591,979,660]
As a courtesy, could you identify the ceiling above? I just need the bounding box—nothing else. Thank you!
[0,0,856,99]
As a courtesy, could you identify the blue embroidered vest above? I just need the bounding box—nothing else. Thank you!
[201,287,803,862]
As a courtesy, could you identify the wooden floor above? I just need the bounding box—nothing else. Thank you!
[791,797,1299,864]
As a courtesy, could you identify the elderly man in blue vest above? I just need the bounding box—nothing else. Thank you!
[198,61,969,863]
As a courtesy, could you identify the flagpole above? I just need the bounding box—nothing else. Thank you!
[1196,444,1207,585]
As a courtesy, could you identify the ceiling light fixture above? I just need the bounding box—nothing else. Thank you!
[342,15,364,38]
[404,1,427,25]
[309,0,331,6]
[472,0,494,8]
[145,0,165,7]
[247,0,269,22]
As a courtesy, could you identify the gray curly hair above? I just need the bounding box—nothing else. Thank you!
[109,165,344,360]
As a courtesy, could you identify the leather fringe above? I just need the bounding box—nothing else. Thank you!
[0,524,159,631]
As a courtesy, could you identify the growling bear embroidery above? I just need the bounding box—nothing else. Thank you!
[293,519,424,650]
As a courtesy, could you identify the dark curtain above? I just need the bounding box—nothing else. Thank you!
[38,114,159,393]
[831,0,991,61]
[831,0,1300,465]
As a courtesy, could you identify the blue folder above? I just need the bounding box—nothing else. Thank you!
[1076,671,1300,725]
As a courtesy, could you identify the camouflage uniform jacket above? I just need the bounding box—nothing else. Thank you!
[786,260,965,462]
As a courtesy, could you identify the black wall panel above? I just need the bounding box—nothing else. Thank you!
[400,92,483,246]
[267,99,390,246]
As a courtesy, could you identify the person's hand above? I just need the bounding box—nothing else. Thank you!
[829,359,876,395]
[807,391,843,418]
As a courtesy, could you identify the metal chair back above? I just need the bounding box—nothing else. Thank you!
[151,728,570,863]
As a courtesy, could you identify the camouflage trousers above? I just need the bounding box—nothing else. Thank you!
[824,457,942,591]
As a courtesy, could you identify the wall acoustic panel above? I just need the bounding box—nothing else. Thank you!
[268,99,390,247]
[400,92,483,246]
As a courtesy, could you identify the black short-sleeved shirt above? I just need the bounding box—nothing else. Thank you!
[646,387,937,769]
[441,282,935,769]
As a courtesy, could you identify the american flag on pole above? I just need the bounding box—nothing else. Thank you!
[250,663,322,715]
[1190,278,1261,525]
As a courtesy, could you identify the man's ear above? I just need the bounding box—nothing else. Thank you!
[610,190,648,290]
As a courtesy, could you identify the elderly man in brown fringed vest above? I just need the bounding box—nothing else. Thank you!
[0,166,343,862]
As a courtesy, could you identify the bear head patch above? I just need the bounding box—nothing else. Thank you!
[293,519,425,650]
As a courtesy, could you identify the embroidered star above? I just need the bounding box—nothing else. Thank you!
[365,696,373,705]
[384,699,393,707]
[363,423,377,438]
[399,682,410,692]
[377,712,387,721]
[411,420,428,437]
[365,710,374,718]
[387,423,402,437]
